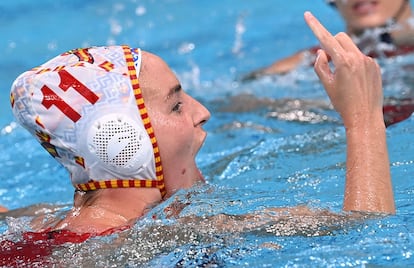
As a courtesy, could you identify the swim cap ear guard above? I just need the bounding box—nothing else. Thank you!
[10,45,166,197]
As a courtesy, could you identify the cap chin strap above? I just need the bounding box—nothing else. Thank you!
[124,46,166,197]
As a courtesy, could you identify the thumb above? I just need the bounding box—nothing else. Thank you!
[314,49,333,91]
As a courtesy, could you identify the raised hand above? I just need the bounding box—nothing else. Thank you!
[304,11,384,129]
[304,11,395,214]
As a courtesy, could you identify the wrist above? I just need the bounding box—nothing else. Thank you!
[344,109,386,136]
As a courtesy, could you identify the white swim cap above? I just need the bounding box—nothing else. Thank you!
[10,45,166,197]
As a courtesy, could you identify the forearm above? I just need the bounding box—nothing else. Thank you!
[343,115,395,214]
[302,12,395,214]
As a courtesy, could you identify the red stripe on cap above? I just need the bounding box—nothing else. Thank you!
[121,45,166,197]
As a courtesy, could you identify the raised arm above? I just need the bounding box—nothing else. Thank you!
[304,12,395,214]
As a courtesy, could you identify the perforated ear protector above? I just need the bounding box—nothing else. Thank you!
[86,113,153,175]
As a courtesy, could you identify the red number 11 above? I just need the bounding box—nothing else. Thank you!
[41,69,99,122]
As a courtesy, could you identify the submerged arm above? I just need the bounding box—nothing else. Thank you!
[177,206,370,237]
[241,51,307,81]
[304,12,395,214]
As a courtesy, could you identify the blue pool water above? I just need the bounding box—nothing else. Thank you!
[1,0,413,267]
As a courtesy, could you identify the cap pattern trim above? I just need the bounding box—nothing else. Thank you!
[76,178,161,191]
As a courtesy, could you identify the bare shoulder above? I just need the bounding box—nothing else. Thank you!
[0,205,7,213]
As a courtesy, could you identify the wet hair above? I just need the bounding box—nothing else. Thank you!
[326,0,336,8]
